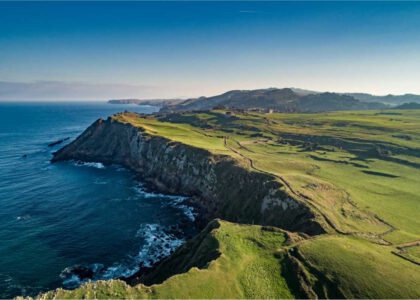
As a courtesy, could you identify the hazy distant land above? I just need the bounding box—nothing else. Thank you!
[109,87,420,113]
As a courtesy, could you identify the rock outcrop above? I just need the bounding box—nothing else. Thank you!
[52,116,324,235]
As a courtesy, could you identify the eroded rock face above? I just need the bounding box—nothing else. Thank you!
[52,117,324,235]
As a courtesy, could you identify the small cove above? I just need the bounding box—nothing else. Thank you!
[0,102,197,298]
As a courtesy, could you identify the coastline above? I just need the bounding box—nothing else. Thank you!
[34,110,420,299]
[54,160,199,290]
[52,115,325,235]
[48,112,325,291]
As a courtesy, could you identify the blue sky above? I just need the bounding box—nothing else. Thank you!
[1,1,420,100]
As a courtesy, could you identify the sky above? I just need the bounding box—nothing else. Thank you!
[1,1,420,101]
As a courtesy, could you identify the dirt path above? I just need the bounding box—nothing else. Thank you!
[389,240,420,265]
[396,240,420,248]
[222,136,398,246]
[223,136,346,235]
[223,134,420,266]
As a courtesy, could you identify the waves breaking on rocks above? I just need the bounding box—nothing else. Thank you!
[132,184,197,221]
[60,182,196,290]
[72,161,105,169]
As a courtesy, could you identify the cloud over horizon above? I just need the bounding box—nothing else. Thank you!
[2,2,420,99]
[0,81,158,101]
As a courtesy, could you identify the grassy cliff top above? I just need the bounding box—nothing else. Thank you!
[114,110,420,247]
[38,220,420,299]
[36,109,420,299]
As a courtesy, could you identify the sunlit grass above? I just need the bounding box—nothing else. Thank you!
[40,110,420,299]
[114,109,420,243]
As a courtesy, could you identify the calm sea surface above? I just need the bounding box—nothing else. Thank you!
[0,102,196,298]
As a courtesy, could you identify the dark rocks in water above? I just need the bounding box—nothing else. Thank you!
[165,225,184,239]
[22,154,27,158]
[178,220,190,231]
[166,224,180,233]
[123,265,154,285]
[72,265,95,280]
[48,137,70,147]
[62,265,96,280]
[169,224,178,230]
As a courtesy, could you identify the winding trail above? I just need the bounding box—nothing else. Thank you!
[190,129,415,266]
[190,118,416,265]
[223,136,345,235]
[222,136,397,245]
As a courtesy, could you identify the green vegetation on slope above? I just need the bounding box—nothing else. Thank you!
[39,221,303,299]
[298,235,420,298]
[39,221,420,299]
[39,109,420,298]
[115,109,420,245]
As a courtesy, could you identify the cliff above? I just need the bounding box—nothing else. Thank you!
[37,220,420,299]
[39,110,420,299]
[52,115,325,235]
[37,220,313,299]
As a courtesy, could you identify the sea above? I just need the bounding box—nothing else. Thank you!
[0,102,197,298]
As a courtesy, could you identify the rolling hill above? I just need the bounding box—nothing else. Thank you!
[42,109,420,299]
[346,93,420,105]
[160,88,386,113]
[394,102,420,109]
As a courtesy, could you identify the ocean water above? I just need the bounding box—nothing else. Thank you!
[0,102,196,298]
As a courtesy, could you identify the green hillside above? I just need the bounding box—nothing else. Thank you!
[39,220,420,299]
[39,109,420,298]
[114,109,420,244]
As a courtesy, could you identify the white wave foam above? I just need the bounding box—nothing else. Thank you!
[169,197,197,222]
[61,222,188,289]
[132,185,185,200]
[60,185,196,290]
[16,215,31,221]
[73,161,105,169]
[132,184,195,220]
[61,274,82,289]
[135,223,184,267]
[112,165,126,172]
[93,179,108,185]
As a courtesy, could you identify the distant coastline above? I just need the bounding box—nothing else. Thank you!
[108,98,184,107]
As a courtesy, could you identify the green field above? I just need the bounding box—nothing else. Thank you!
[115,110,420,245]
[40,109,420,298]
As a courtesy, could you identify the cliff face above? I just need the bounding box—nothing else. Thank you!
[52,117,324,235]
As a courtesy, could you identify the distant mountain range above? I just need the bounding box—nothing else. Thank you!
[394,102,420,109]
[109,88,420,113]
[159,88,386,113]
[344,93,420,105]
[289,89,420,105]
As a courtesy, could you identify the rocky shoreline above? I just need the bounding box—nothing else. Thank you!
[32,111,420,299]
[49,113,328,290]
[52,115,324,235]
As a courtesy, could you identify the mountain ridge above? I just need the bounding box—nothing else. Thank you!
[108,88,420,111]
[345,93,420,105]
[160,88,387,113]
